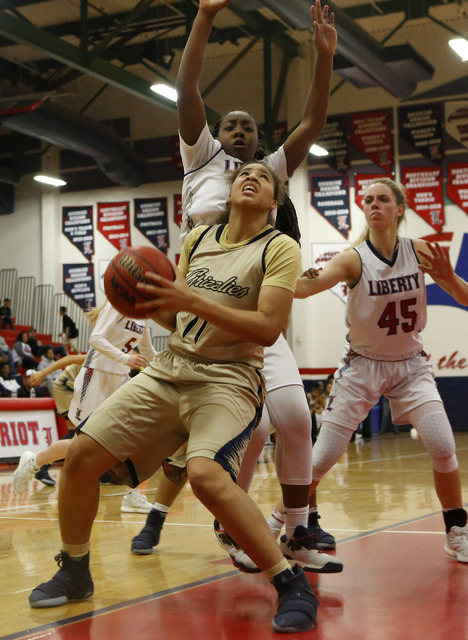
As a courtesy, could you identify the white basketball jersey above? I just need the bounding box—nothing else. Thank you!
[84,302,155,374]
[346,237,426,361]
[179,123,288,238]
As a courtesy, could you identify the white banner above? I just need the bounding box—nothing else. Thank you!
[0,400,59,460]
[311,242,350,303]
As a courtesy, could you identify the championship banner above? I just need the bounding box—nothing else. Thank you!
[316,115,349,173]
[62,205,94,261]
[174,194,183,227]
[97,201,131,250]
[309,174,351,239]
[350,110,393,173]
[447,163,468,215]
[62,263,96,310]
[401,167,444,232]
[445,101,468,149]
[134,197,169,254]
[399,104,444,162]
[354,173,392,211]
[311,243,350,303]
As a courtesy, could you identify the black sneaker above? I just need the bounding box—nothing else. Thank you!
[34,464,56,487]
[271,564,319,633]
[29,551,94,608]
[308,511,336,549]
[131,509,166,555]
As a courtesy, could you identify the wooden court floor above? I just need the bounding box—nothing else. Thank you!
[1,431,468,640]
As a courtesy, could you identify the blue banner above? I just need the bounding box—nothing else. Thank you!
[309,174,351,239]
[62,205,94,261]
[62,263,95,310]
[134,197,169,254]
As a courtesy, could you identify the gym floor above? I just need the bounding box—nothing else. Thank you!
[1,431,467,640]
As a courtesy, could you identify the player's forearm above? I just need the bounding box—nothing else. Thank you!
[176,11,214,96]
[436,273,468,306]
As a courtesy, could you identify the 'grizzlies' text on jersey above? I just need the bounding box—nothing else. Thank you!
[169,224,300,370]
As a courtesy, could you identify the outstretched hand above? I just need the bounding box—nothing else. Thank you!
[311,1,337,56]
[135,266,195,317]
[28,371,44,387]
[418,242,453,280]
[199,0,231,17]
[302,267,321,280]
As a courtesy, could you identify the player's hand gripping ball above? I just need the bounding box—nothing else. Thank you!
[104,246,175,318]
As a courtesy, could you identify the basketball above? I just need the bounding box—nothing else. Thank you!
[104,245,175,318]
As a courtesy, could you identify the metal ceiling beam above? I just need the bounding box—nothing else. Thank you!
[0,10,177,111]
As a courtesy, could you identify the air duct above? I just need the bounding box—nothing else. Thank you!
[253,0,433,98]
[0,99,147,187]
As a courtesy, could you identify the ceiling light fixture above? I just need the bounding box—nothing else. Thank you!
[150,83,177,102]
[34,174,67,187]
[309,144,329,157]
[449,38,468,61]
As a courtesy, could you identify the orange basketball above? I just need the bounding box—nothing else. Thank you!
[104,246,175,318]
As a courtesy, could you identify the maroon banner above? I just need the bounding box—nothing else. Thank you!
[447,163,468,215]
[316,115,349,173]
[401,167,444,232]
[97,201,131,250]
[350,110,393,173]
[174,194,183,227]
[354,173,392,211]
[399,104,444,162]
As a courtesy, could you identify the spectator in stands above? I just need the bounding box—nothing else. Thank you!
[37,346,62,396]
[13,331,38,370]
[27,327,44,358]
[0,362,21,396]
[60,307,79,354]
[0,334,16,372]
[18,369,48,398]
[0,298,14,330]
[28,327,67,360]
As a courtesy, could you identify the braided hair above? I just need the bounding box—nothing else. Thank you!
[275,195,301,245]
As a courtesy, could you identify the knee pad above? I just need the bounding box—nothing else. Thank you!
[415,411,458,473]
[312,422,353,482]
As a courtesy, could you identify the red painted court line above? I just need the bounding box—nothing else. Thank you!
[6,514,468,640]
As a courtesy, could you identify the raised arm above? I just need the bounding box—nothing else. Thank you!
[282,1,337,175]
[176,0,230,145]
[294,249,360,299]
[29,354,86,387]
[416,240,468,306]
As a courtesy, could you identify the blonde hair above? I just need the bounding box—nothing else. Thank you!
[352,178,407,248]
[85,300,107,327]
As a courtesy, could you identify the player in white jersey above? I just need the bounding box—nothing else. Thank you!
[130,0,339,571]
[14,302,156,514]
[28,162,320,633]
[296,178,468,564]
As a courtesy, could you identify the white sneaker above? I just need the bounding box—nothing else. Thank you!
[213,520,260,573]
[279,525,343,573]
[121,491,152,513]
[13,450,38,494]
[445,525,468,563]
